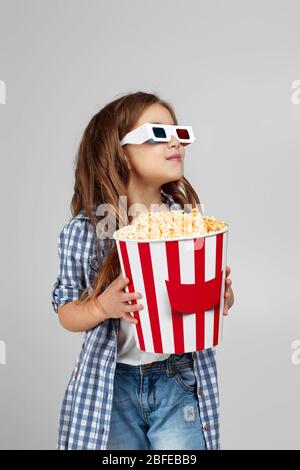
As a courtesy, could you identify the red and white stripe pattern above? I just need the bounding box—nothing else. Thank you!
[116,229,228,354]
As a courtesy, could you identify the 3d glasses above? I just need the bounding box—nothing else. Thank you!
[120,123,196,146]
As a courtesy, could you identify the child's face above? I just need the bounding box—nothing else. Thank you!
[122,103,185,186]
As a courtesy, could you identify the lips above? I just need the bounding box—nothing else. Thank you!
[166,153,182,161]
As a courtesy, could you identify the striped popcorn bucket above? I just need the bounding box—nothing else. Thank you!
[113,227,229,354]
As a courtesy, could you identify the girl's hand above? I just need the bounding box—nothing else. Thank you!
[97,273,143,325]
[223,266,234,316]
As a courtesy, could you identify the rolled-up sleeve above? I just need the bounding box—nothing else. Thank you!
[51,218,86,314]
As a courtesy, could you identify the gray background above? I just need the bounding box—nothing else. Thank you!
[0,0,299,450]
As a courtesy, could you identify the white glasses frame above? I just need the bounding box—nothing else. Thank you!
[120,122,196,146]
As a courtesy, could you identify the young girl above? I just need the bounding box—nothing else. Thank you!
[51,91,234,450]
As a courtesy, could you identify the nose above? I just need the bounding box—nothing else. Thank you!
[168,134,181,148]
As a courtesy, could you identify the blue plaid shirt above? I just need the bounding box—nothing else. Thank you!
[51,191,220,450]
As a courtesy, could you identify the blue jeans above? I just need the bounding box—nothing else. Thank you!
[106,353,207,450]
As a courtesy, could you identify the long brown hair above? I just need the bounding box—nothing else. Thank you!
[71,91,201,305]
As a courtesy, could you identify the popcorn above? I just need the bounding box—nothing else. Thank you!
[114,207,228,240]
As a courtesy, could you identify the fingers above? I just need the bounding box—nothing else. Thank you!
[117,273,130,286]
[123,312,139,324]
[223,281,234,315]
[123,302,144,313]
[224,283,232,299]
[116,273,131,289]
[225,266,232,292]
[224,268,231,315]
[122,291,142,302]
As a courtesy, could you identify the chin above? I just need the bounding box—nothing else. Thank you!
[168,168,184,177]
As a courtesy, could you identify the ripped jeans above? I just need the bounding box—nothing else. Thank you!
[106,353,207,450]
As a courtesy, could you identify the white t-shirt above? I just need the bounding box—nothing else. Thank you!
[117,318,170,365]
[116,190,182,366]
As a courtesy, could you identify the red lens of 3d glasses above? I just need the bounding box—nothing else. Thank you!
[176,128,190,140]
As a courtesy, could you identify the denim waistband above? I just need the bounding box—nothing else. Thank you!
[115,352,194,376]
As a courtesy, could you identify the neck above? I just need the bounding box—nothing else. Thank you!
[126,179,163,224]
